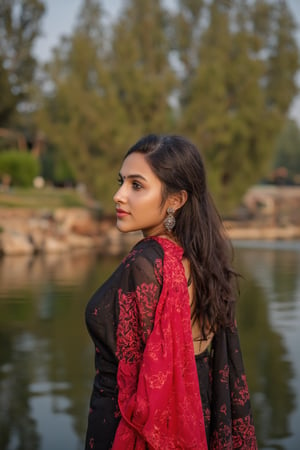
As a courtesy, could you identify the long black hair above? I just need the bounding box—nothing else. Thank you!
[125,134,237,334]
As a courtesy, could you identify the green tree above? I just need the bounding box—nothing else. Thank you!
[38,0,127,209]
[0,55,17,125]
[264,0,299,115]
[39,0,177,209]
[174,0,299,213]
[38,0,299,213]
[273,119,300,180]
[111,0,177,135]
[0,0,45,126]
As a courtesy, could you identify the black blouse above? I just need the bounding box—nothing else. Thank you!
[85,237,257,450]
[85,239,163,449]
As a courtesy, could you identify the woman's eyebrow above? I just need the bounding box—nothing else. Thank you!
[119,172,147,181]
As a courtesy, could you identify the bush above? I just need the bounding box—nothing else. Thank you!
[40,149,76,186]
[0,150,40,187]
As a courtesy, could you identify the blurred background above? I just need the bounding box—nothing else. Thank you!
[0,0,300,449]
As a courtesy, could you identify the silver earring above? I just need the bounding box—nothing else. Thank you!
[164,207,176,232]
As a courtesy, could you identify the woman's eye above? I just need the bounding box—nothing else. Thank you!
[117,177,123,186]
[132,181,142,190]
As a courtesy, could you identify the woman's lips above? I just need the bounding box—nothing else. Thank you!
[116,209,130,218]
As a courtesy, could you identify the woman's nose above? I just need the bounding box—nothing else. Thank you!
[113,185,125,204]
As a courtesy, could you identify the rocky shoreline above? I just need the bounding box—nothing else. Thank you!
[1,207,300,257]
[0,208,140,256]
[225,220,300,241]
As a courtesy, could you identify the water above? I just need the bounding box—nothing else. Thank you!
[234,241,300,450]
[0,242,299,450]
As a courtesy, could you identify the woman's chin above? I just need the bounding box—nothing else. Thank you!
[116,221,131,233]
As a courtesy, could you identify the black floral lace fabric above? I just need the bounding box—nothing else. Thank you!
[85,237,257,449]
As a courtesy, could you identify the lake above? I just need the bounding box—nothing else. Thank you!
[0,241,300,450]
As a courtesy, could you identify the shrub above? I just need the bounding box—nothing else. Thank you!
[0,150,40,187]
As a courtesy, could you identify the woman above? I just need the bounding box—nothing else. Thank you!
[85,134,257,449]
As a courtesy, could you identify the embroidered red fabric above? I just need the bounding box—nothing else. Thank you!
[112,237,208,449]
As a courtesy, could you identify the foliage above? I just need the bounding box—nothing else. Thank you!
[174,0,300,212]
[110,0,177,134]
[40,145,76,185]
[0,0,45,126]
[0,150,40,187]
[20,0,300,212]
[37,0,128,209]
[37,0,179,209]
[273,119,300,181]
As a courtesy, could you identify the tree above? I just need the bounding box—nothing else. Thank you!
[39,0,177,209]
[110,0,177,135]
[38,0,299,213]
[0,56,17,125]
[38,0,127,209]
[273,119,300,181]
[174,0,300,213]
[264,0,299,115]
[0,0,45,126]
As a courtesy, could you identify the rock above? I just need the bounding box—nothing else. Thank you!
[28,217,50,231]
[29,228,46,252]
[66,233,94,249]
[0,230,34,256]
[225,222,300,240]
[43,236,69,253]
[54,208,97,235]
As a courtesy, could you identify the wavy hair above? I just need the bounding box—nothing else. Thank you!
[125,134,237,334]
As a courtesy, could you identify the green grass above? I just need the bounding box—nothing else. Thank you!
[0,187,87,209]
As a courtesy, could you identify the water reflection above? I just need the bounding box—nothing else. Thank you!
[0,243,299,450]
[0,251,120,450]
[235,243,300,450]
[0,250,99,289]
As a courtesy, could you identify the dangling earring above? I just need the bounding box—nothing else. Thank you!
[163,207,176,232]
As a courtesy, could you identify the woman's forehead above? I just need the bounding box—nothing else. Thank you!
[120,153,156,179]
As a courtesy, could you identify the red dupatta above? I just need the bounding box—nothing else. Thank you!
[112,236,208,449]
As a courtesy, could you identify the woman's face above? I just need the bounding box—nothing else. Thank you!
[113,152,169,237]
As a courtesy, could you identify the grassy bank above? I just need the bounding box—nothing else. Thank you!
[0,187,87,209]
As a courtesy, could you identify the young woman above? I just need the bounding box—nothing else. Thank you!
[85,134,257,449]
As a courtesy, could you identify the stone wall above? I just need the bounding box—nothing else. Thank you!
[0,208,141,256]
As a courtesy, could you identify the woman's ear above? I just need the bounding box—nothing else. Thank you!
[169,190,188,212]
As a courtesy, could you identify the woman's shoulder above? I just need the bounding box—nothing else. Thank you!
[123,236,184,270]
[120,237,164,286]
[127,236,165,263]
